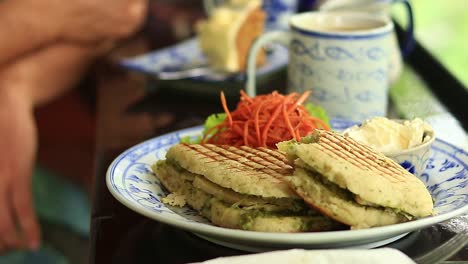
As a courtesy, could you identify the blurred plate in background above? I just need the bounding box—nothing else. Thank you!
[119,37,288,83]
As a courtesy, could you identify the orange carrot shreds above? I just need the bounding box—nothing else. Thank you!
[239,90,253,104]
[293,90,311,108]
[280,100,293,139]
[220,91,233,127]
[202,90,330,148]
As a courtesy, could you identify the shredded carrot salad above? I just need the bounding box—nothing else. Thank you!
[201,91,330,148]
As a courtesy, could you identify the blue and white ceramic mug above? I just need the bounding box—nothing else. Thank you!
[319,0,415,84]
[247,11,395,122]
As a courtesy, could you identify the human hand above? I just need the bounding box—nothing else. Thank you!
[52,0,148,44]
[10,0,147,45]
[0,0,126,67]
[0,39,111,252]
[0,89,40,252]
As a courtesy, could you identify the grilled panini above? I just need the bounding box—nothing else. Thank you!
[153,143,342,232]
[277,129,434,229]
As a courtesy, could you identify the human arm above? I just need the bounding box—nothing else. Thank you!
[0,0,147,66]
[0,0,148,251]
[0,86,38,252]
[0,42,113,251]
[0,1,58,66]
[1,42,114,106]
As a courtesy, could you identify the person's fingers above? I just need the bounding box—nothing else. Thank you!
[12,177,40,250]
[128,0,147,19]
[114,0,148,37]
[0,178,20,250]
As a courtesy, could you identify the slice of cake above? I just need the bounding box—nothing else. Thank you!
[196,0,266,73]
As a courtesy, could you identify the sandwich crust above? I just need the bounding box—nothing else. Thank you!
[192,175,303,210]
[154,160,342,232]
[284,167,407,228]
[165,143,297,198]
[210,200,339,232]
[278,129,434,219]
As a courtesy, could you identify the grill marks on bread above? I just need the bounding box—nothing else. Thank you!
[316,130,409,183]
[185,144,293,176]
[166,143,297,198]
[284,129,434,219]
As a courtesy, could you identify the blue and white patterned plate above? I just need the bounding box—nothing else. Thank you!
[119,38,288,82]
[106,119,468,251]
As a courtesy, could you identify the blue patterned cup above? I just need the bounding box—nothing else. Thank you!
[247,11,396,123]
[318,0,415,84]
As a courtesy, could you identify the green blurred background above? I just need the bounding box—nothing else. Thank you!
[393,0,467,88]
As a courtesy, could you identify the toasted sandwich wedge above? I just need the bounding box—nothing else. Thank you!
[152,143,343,232]
[277,129,434,229]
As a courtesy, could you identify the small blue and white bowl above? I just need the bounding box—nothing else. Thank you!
[342,119,436,177]
[382,128,435,177]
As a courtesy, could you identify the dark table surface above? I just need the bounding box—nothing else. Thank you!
[89,36,467,263]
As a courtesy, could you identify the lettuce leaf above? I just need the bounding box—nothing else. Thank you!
[180,113,226,144]
[204,113,226,133]
[180,135,198,143]
[305,103,330,127]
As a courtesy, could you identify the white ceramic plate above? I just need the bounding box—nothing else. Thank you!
[106,119,468,252]
[119,38,287,82]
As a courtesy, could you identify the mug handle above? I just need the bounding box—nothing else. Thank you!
[246,31,291,97]
[393,0,414,57]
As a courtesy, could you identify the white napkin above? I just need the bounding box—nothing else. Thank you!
[191,248,415,264]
